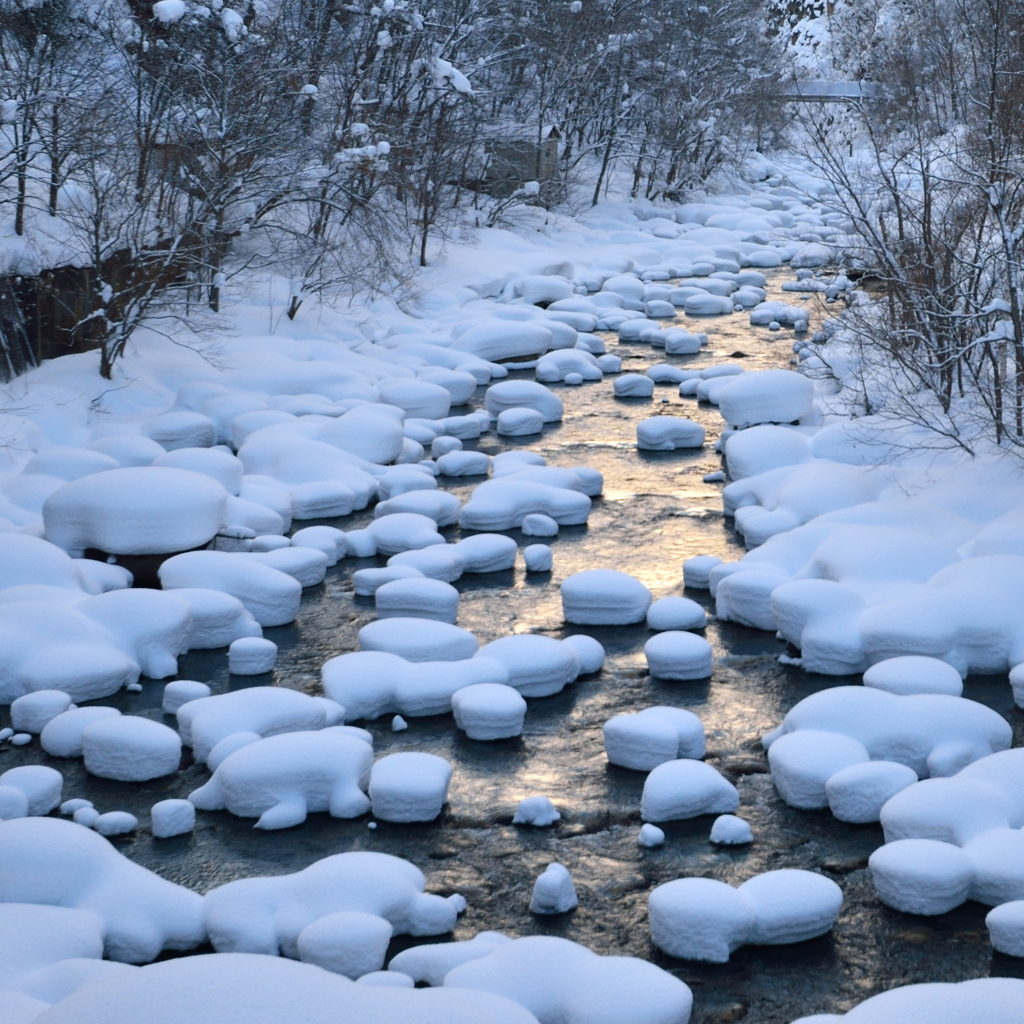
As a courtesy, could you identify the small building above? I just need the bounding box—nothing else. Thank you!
[484,126,561,197]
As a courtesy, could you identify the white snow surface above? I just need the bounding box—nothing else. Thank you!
[0,817,204,963]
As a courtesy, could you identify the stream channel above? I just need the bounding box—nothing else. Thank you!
[3,271,1022,1024]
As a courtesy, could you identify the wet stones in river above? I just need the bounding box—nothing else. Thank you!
[648,869,843,963]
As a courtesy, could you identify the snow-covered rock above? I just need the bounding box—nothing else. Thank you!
[529,863,577,914]
[561,569,651,625]
[359,618,479,662]
[10,690,72,733]
[0,816,204,962]
[716,370,814,429]
[862,656,964,696]
[228,636,278,674]
[710,815,753,845]
[485,381,563,423]
[614,374,655,398]
[443,935,693,1024]
[513,796,561,827]
[322,650,508,720]
[34,952,538,1024]
[636,418,705,450]
[159,551,301,627]
[369,752,452,822]
[783,978,1024,1023]
[452,683,527,740]
[644,631,713,680]
[161,679,210,713]
[44,467,227,556]
[987,901,1024,957]
[0,765,63,815]
[41,706,121,758]
[649,869,842,962]
[641,759,738,821]
[376,577,460,623]
[647,597,706,631]
[604,707,705,770]
[177,687,344,764]
[523,544,553,572]
[81,716,182,781]
[461,479,591,530]
[189,729,373,829]
[474,635,580,697]
[763,686,1011,812]
[296,910,393,978]
[151,799,196,838]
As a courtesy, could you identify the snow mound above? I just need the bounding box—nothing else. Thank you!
[454,533,519,572]
[177,687,344,764]
[604,707,705,771]
[41,706,121,758]
[524,544,553,572]
[636,418,705,450]
[862,656,964,696]
[710,815,753,845]
[151,799,195,838]
[0,765,63,815]
[647,597,706,631]
[561,569,651,625]
[443,934,693,1024]
[0,817,204,963]
[645,631,713,680]
[189,729,373,829]
[474,635,580,697]
[359,618,478,662]
[529,863,577,914]
[716,370,814,429]
[297,909,393,978]
[452,683,526,740]
[614,374,655,398]
[43,468,227,556]
[322,651,508,720]
[783,978,1024,1024]
[763,686,1011,813]
[513,796,561,827]
[11,690,72,733]
[649,869,842,962]
[461,479,591,530]
[389,931,512,986]
[81,716,181,782]
[346,513,446,557]
[33,952,540,1024]
[159,551,301,627]
[228,636,278,674]
[870,748,1024,911]
[369,752,452,822]
[987,901,1024,957]
[641,759,738,821]
[376,577,460,623]
[205,851,459,960]
[485,381,563,423]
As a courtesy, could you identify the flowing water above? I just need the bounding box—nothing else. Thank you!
[4,274,1023,1023]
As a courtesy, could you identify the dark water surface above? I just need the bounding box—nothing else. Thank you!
[5,274,1023,1023]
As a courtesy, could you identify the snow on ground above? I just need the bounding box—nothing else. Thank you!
[1,180,1023,1020]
